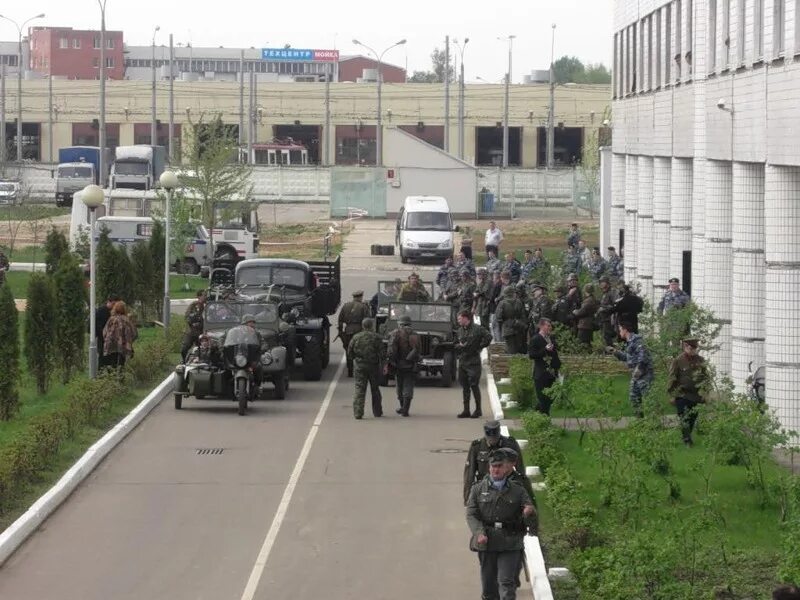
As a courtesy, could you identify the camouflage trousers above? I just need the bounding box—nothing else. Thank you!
[353,363,383,418]
[629,376,653,417]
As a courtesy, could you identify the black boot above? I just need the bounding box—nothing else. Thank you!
[457,400,471,418]
[400,397,411,417]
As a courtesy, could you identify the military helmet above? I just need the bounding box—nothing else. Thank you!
[502,286,516,297]
[398,315,412,326]
[241,313,256,324]
[362,317,375,331]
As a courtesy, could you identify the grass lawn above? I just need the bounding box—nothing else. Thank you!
[260,222,346,261]
[0,205,70,221]
[3,245,46,263]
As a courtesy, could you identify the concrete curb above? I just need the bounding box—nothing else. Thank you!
[0,373,174,567]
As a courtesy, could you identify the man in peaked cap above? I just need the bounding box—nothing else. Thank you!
[463,420,527,505]
[338,290,371,377]
[657,277,691,316]
[386,313,420,416]
[667,338,710,446]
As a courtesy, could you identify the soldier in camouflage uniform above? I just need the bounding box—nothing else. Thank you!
[607,319,654,417]
[485,250,503,277]
[587,247,607,281]
[386,314,420,416]
[338,290,372,377]
[567,223,582,248]
[398,272,431,302]
[458,269,478,313]
[466,447,537,600]
[596,276,619,346]
[473,268,493,329]
[456,251,476,277]
[562,244,582,276]
[606,246,623,281]
[442,268,463,306]
[528,284,552,336]
[181,290,207,363]
[437,256,456,292]
[348,317,384,419]
[456,310,493,418]
[502,252,522,284]
[495,286,527,355]
[520,250,537,281]
[657,277,691,315]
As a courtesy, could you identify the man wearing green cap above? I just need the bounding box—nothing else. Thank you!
[456,310,493,419]
[466,447,537,600]
[338,290,371,377]
[667,338,710,446]
[386,314,420,416]
[495,286,527,355]
[348,317,384,420]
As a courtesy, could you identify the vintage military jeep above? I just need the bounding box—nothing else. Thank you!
[371,279,435,331]
[382,301,457,387]
[173,300,291,414]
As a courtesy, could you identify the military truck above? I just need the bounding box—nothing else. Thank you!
[382,301,458,387]
[233,256,341,381]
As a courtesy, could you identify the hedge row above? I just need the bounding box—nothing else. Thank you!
[0,323,182,514]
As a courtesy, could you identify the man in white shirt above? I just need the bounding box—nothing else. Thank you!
[485,221,504,259]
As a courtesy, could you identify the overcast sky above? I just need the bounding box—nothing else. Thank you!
[1,0,613,81]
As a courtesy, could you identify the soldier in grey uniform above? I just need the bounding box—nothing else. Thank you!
[456,310,493,418]
[587,247,607,281]
[607,319,654,417]
[463,420,528,504]
[473,267,493,329]
[606,246,623,281]
[338,290,371,377]
[562,244,582,276]
[458,269,478,313]
[528,284,552,335]
[348,317,384,419]
[466,447,537,600]
[596,276,619,346]
[566,222,582,248]
[495,286,527,355]
[437,256,456,292]
[486,250,503,277]
[657,277,691,315]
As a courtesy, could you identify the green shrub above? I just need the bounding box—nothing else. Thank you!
[521,411,565,475]
[0,283,20,421]
[508,355,534,409]
[44,228,70,275]
[54,254,88,383]
[24,272,56,394]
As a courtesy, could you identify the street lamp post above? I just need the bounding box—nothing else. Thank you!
[352,38,406,166]
[453,38,469,160]
[0,12,45,162]
[160,170,178,333]
[497,35,515,169]
[151,25,160,146]
[547,24,557,169]
[98,0,108,187]
[81,184,105,378]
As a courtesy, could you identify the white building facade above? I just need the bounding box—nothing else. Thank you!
[611,0,800,433]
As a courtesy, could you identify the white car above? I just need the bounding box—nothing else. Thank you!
[0,180,20,205]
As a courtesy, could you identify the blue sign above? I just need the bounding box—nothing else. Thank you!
[261,48,315,61]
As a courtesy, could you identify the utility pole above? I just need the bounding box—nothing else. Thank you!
[324,66,331,165]
[168,34,174,161]
[47,72,52,162]
[151,26,160,146]
[238,50,244,148]
[500,35,515,168]
[99,2,106,185]
[444,35,450,153]
[454,38,469,161]
[547,24,557,169]
[253,68,258,144]
[247,66,253,162]
[1,64,6,168]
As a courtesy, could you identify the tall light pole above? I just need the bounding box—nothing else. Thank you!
[98,0,108,186]
[81,184,105,378]
[160,170,178,333]
[498,35,515,168]
[352,38,406,166]
[0,12,45,162]
[151,25,160,146]
[547,23,557,169]
[453,38,469,160]
[444,35,450,153]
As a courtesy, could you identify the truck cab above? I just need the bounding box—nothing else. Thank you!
[56,162,95,207]
[109,145,166,190]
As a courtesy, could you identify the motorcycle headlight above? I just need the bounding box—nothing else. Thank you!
[235,353,248,367]
[261,352,273,366]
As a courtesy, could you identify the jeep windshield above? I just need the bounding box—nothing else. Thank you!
[388,302,453,323]
[377,280,435,305]
[237,266,306,289]
[205,302,279,326]
[405,212,451,231]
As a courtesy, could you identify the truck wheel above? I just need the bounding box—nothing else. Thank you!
[273,373,287,399]
[180,258,200,275]
[236,378,248,415]
[174,393,183,409]
[440,351,455,388]
[302,338,323,381]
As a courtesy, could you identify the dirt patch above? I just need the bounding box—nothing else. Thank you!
[260,222,350,261]
[457,220,599,254]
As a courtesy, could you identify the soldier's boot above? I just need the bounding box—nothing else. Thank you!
[346,356,354,378]
[400,397,411,417]
[457,392,471,418]
[470,386,483,418]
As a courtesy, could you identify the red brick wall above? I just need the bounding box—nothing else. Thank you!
[30,27,124,80]
[338,56,405,83]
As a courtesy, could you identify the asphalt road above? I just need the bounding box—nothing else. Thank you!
[0,271,491,600]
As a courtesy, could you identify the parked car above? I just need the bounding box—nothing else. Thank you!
[0,180,21,205]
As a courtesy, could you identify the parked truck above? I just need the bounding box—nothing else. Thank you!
[55,146,110,207]
[109,145,167,190]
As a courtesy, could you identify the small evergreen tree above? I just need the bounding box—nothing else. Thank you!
[96,228,135,305]
[0,283,21,420]
[44,227,70,275]
[149,220,166,319]
[115,246,136,309]
[24,272,56,394]
[131,241,156,321]
[54,253,88,383]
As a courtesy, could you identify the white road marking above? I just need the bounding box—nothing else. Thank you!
[239,355,346,600]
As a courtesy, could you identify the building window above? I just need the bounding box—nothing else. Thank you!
[656,10,662,86]
[105,57,114,68]
[709,0,717,72]
[755,0,764,58]
[639,18,645,91]
[93,37,100,49]
[647,15,654,90]
[59,37,68,49]
[723,0,731,66]
[738,0,747,63]
[72,38,81,49]
[774,0,785,55]
[687,0,693,74]
[106,38,115,49]
[93,57,100,67]
[613,33,619,97]
[667,3,673,81]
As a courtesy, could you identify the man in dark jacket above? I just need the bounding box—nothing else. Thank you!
[456,310,493,418]
[610,284,644,334]
[386,314,420,416]
[572,283,599,348]
[596,276,619,346]
[667,338,710,446]
[463,420,530,504]
[495,286,527,355]
[95,294,120,368]
[528,318,561,415]
[466,447,536,600]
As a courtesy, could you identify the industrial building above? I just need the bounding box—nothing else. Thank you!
[608,0,800,433]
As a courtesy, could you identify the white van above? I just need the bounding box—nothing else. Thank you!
[395,196,459,263]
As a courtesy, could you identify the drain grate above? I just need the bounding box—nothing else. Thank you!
[196,448,225,455]
[430,448,468,454]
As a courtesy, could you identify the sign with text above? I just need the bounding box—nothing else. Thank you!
[261,48,339,62]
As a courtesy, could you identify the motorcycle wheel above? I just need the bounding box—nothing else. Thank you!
[236,378,248,416]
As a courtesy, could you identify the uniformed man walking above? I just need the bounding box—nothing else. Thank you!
[456,310,493,418]
[473,267,493,329]
[466,447,537,600]
[667,338,710,446]
[181,290,207,363]
[338,290,371,377]
[607,319,654,417]
[527,284,552,336]
[657,277,691,315]
[348,317,384,420]
[495,286,527,355]
[458,269,477,313]
[463,420,528,504]
[386,314,420,416]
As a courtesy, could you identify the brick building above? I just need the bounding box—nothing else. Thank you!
[609,0,800,434]
[28,26,124,79]
[338,55,406,82]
